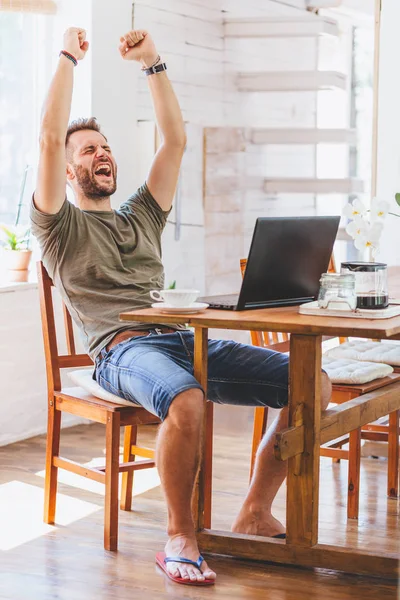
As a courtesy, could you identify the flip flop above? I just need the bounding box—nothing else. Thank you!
[155,551,215,586]
[273,533,286,539]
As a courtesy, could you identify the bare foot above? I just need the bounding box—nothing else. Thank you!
[231,505,285,538]
[163,534,217,583]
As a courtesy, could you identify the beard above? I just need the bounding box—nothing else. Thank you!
[72,162,117,200]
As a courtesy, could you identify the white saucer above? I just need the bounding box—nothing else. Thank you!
[151,302,209,314]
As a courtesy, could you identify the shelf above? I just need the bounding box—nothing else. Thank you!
[263,178,364,194]
[250,128,357,145]
[237,71,347,92]
[224,16,339,38]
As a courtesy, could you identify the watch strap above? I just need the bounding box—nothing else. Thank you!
[144,62,167,76]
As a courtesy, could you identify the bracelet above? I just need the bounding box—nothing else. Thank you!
[143,62,167,76]
[141,54,161,71]
[59,50,78,67]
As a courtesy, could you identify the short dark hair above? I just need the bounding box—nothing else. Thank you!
[65,117,107,157]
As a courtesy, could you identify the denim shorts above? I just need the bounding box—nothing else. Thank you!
[94,330,289,421]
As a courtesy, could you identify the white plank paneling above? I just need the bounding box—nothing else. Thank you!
[135,4,222,37]
[264,177,364,194]
[237,70,347,92]
[133,17,224,51]
[222,0,306,17]
[134,0,222,22]
[224,16,339,38]
[225,37,317,72]
[250,128,357,144]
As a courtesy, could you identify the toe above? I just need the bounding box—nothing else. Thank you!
[187,567,201,582]
[199,558,216,580]
[178,566,190,580]
[202,567,217,580]
[168,563,180,578]
[194,568,205,582]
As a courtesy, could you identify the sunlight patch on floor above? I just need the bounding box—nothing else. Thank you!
[0,481,100,551]
[35,457,161,498]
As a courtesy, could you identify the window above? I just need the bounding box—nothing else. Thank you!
[0,10,53,225]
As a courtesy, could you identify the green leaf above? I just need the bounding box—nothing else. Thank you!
[0,223,30,250]
[167,280,176,289]
[0,224,14,240]
[395,193,400,207]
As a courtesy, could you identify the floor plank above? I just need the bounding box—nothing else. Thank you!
[0,414,398,599]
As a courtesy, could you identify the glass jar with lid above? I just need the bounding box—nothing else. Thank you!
[340,262,388,310]
[317,272,357,311]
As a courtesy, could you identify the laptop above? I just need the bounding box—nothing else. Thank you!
[199,216,340,310]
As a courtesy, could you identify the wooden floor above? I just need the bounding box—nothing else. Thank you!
[0,408,399,600]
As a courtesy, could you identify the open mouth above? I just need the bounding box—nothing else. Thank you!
[94,163,112,179]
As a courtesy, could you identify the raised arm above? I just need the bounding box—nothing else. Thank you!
[34,28,89,215]
[119,30,186,212]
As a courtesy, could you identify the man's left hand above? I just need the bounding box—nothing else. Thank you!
[119,30,158,67]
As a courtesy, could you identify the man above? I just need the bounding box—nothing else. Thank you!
[31,27,332,586]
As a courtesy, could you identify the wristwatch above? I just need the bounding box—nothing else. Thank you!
[143,62,167,76]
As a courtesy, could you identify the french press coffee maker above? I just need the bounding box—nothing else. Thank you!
[340,262,389,309]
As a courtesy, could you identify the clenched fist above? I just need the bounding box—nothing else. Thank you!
[63,27,89,61]
[119,30,158,67]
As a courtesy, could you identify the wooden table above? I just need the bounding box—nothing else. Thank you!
[119,306,400,579]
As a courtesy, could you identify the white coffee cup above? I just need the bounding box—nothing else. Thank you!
[150,289,200,307]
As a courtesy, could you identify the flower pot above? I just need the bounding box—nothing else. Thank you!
[2,250,32,282]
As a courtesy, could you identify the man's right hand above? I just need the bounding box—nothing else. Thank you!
[63,27,89,61]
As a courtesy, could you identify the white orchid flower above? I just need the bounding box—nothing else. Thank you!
[354,222,383,252]
[345,216,368,239]
[370,197,390,222]
[343,199,367,219]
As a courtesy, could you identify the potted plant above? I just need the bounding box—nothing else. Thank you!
[0,223,32,282]
[0,164,32,283]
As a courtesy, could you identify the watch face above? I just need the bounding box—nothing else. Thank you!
[145,63,166,75]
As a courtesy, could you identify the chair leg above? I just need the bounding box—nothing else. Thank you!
[120,425,137,511]
[387,410,399,498]
[347,428,361,519]
[43,401,61,524]
[332,443,343,464]
[249,407,268,482]
[104,411,120,551]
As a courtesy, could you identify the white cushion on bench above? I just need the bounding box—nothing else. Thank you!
[322,356,393,385]
[324,340,400,366]
[68,368,139,406]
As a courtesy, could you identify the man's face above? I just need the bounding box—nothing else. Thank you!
[66,130,118,199]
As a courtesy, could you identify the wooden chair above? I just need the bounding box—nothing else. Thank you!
[240,258,400,519]
[37,261,160,551]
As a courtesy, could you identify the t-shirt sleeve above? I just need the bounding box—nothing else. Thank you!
[30,194,75,261]
[119,182,172,234]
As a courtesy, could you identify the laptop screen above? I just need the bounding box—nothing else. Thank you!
[237,216,340,309]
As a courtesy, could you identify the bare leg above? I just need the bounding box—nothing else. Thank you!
[156,388,216,583]
[232,372,332,537]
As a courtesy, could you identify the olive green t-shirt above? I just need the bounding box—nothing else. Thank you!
[30,183,183,360]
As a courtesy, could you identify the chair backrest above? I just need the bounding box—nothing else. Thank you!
[37,261,93,394]
[239,255,337,351]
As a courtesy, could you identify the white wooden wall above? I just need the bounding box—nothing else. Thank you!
[133,0,226,125]
[132,0,352,295]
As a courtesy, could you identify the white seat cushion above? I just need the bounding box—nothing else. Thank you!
[69,357,393,401]
[324,340,400,366]
[68,368,139,406]
[322,356,393,385]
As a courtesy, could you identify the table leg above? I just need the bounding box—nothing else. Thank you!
[192,326,213,530]
[286,334,322,547]
[388,410,399,498]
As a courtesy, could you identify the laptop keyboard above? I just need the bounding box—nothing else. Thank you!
[201,294,239,308]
